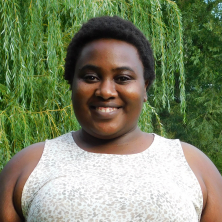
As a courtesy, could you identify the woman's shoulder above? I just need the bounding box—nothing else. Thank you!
[2,142,45,182]
[0,142,45,221]
[180,142,222,221]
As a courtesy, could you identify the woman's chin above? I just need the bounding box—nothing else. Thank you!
[82,124,138,141]
[88,130,122,140]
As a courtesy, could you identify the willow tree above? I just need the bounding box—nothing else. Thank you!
[0,0,185,170]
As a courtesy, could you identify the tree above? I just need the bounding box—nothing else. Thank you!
[0,0,185,170]
[158,0,222,172]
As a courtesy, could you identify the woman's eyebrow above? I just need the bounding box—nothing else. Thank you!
[78,65,135,73]
[112,67,135,73]
[79,64,100,71]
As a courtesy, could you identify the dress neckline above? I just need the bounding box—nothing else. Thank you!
[70,131,157,157]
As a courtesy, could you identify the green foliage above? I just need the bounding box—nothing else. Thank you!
[159,0,222,172]
[0,0,185,170]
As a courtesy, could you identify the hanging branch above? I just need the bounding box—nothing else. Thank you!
[0,0,185,170]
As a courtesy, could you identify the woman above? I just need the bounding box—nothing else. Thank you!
[0,16,222,222]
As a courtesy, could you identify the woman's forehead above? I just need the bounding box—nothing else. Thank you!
[76,39,144,72]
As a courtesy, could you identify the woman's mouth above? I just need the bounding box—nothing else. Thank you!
[90,106,122,119]
[96,107,118,113]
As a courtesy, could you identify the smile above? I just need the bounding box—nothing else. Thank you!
[96,107,118,113]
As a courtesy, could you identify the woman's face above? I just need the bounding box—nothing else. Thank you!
[72,39,148,139]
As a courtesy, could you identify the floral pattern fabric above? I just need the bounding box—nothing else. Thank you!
[22,132,203,222]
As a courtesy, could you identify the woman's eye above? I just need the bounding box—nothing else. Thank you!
[84,75,98,82]
[116,76,131,83]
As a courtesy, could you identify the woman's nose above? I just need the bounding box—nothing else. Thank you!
[95,79,118,100]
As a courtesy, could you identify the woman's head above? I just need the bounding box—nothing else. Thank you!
[64,16,155,90]
[71,38,148,139]
[66,16,155,139]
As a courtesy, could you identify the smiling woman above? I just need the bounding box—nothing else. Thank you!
[0,16,222,222]
[72,39,147,141]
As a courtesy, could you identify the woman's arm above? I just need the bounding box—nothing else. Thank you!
[181,142,222,222]
[0,155,24,222]
[0,142,45,222]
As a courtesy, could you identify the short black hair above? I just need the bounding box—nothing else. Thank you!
[64,15,155,90]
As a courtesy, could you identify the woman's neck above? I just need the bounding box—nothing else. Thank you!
[73,127,153,154]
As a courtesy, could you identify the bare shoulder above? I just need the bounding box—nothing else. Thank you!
[0,142,45,222]
[181,142,222,222]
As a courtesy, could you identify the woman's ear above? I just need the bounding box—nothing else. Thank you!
[144,80,149,102]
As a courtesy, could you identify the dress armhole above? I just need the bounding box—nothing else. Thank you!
[176,139,203,221]
[21,140,48,218]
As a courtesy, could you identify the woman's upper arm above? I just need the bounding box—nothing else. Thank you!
[0,142,45,222]
[0,152,26,221]
[199,152,222,221]
[181,142,222,222]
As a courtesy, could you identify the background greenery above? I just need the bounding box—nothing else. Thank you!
[159,0,222,172]
[0,0,221,173]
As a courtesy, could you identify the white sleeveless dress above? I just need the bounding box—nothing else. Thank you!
[21,132,203,222]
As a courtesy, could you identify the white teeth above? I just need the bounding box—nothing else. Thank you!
[96,107,117,113]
